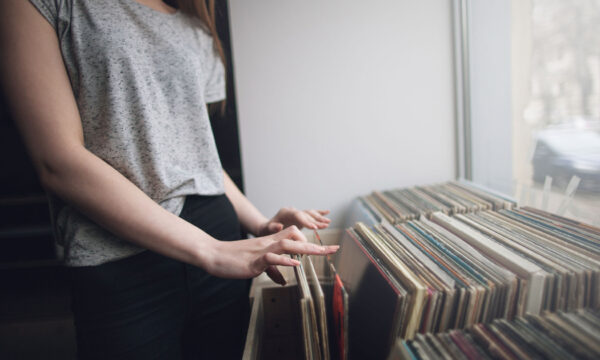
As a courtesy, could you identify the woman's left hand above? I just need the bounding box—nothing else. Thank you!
[256,208,331,237]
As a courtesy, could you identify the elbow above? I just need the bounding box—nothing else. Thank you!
[37,159,65,194]
[34,147,87,194]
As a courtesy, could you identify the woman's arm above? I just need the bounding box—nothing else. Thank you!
[223,170,331,236]
[0,0,336,282]
[223,171,270,236]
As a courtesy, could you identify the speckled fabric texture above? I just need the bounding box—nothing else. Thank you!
[29,0,226,266]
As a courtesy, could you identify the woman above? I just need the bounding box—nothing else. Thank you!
[0,0,338,358]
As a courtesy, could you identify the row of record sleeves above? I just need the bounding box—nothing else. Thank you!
[359,181,517,223]
[389,309,600,360]
[327,181,600,359]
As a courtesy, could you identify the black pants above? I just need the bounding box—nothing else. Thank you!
[69,195,250,360]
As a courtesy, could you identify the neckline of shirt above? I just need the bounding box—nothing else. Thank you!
[127,0,181,17]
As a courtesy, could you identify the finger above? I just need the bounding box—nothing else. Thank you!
[302,215,329,231]
[263,252,300,267]
[278,225,308,242]
[305,221,318,230]
[272,239,339,255]
[294,212,317,229]
[307,210,331,223]
[265,265,286,286]
[314,221,329,229]
[306,220,328,230]
[318,210,330,215]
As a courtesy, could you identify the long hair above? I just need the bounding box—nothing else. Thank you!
[168,0,227,113]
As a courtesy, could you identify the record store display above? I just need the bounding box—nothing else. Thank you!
[245,181,600,360]
[335,212,600,357]
[389,309,600,360]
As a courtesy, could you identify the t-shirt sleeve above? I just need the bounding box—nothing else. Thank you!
[28,0,70,37]
[203,44,226,103]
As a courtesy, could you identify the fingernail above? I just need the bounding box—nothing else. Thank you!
[321,245,338,253]
[291,259,300,266]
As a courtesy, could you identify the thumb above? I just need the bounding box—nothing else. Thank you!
[268,222,284,233]
[265,265,286,286]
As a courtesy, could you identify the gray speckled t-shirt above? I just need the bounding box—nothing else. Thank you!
[29,0,226,266]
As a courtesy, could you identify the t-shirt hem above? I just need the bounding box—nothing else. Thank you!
[63,248,147,267]
[205,89,226,104]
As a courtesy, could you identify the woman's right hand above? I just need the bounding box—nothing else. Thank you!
[206,225,338,285]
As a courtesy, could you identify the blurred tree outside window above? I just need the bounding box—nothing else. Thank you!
[511,0,600,224]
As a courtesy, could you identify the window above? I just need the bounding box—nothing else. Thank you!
[458,0,600,225]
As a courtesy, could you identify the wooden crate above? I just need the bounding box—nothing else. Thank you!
[243,229,342,360]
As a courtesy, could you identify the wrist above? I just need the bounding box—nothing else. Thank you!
[190,233,220,270]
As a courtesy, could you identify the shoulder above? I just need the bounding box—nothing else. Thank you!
[178,12,216,47]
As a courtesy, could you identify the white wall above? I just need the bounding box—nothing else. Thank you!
[228,0,456,227]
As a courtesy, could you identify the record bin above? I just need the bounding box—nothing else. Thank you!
[243,229,342,360]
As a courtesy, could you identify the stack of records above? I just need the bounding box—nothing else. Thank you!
[334,209,600,357]
[292,254,331,360]
[390,309,600,360]
[450,208,600,312]
[360,181,516,224]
